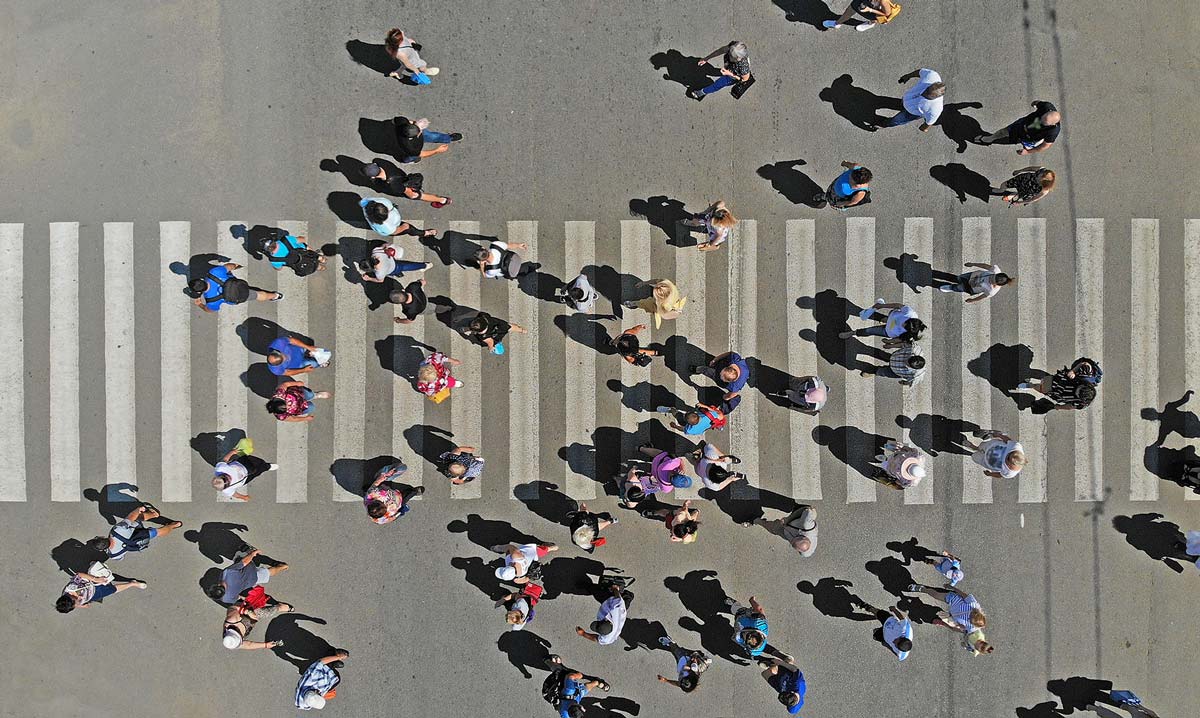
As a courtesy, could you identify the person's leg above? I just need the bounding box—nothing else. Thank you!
[920,586,950,602]
[111,579,148,593]
[824,6,857,26]
[883,108,922,127]
[699,75,736,95]
[856,324,889,337]
[391,260,431,274]
[240,454,273,480]
[252,288,283,301]
[639,445,661,459]
[400,484,427,503]
[422,129,455,144]
[415,190,450,205]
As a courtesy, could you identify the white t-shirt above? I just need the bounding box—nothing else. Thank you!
[595,595,627,646]
[371,244,402,281]
[509,597,530,631]
[883,617,912,660]
[482,241,509,278]
[902,68,944,125]
[505,543,539,577]
[695,442,730,482]
[214,461,249,497]
[884,305,918,338]
[975,438,1023,478]
[967,265,1003,298]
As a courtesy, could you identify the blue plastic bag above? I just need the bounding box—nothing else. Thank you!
[412,72,432,85]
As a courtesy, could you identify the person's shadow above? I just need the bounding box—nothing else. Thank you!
[238,317,311,399]
[337,234,393,310]
[319,154,406,195]
[330,455,402,498]
[1112,513,1193,573]
[896,414,980,458]
[813,425,889,481]
[514,480,578,527]
[882,253,934,295]
[1142,444,1200,494]
[82,483,141,525]
[663,569,748,666]
[51,538,109,575]
[930,163,993,204]
[447,513,543,551]
[757,160,826,207]
[541,556,611,600]
[429,295,486,344]
[326,191,368,229]
[497,630,554,679]
[796,290,889,373]
[618,618,669,654]
[628,196,692,245]
[1016,702,1070,718]
[375,334,435,380]
[184,521,251,564]
[404,424,457,470]
[1047,676,1115,714]
[588,264,645,320]
[770,0,837,28]
[796,577,879,622]
[938,101,987,153]
[864,556,917,597]
[605,379,685,414]
[580,696,642,718]
[554,314,617,356]
[345,39,397,76]
[659,335,715,393]
[648,50,715,92]
[420,229,489,269]
[967,344,1053,414]
[358,116,402,158]
[747,356,797,409]
[1142,390,1200,446]
[818,74,899,132]
[451,555,508,601]
[886,537,939,566]
[265,614,337,672]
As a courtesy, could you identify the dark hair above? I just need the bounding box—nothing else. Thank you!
[673,521,698,538]
[908,355,926,370]
[781,691,800,708]
[851,167,873,184]
[685,412,700,426]
[1075,383,1096,405]
[85,536,109,553]
[206,583,227,600]
[366,501,388,519]
[566,705,584,718]
[266,397,288,415]
[678,674,699,692]
[904,318,926,340]
[366,202,391,224]
[614,334,639,356]
[895,636,913,652]
[468,316,488,334]
[568,286,587,302]
[55,594,76,613]
[994,273,1011,286]
[384,28,404,54]
[474,248,491,263]
[188,278,209,296]
[742,630,764,649]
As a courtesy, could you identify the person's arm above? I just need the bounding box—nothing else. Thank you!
[964,293,986,303]
[841,189,867,207]
[709,352,732,367]
[748,595,765,614]
[277,380,303,390]
[657,675,682,687]
[454,445,476,453]
[223,262,242,271]
[624,324,647,336]
[76,571,107,584]
[282,366,315,376]
[1054,402,1077,411]
[874,302,903,310]
[1013,165,1046,175]
[124,505,147,523]
[723,389,740,401]
[963,261,991,270]
[288,336,315,350]
[193,297,216,312]
[840,160,861,170]
[1019,142,1053,156]
[280,414,314,423]
[219,448,239,463]
[509,243,529,250]
[898,69,921,83]
[941,550,959,561]
[575,627,600,643]
[890,606,907,620]
[697,46,726,64]
[319,651,349,665]
[239,639,282,651]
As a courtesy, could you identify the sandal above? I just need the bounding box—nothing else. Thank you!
[430,198,452,209]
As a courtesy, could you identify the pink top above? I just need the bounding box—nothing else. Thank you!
[650,452,681,493]
[363,485,403,524]
[416,352,452,397]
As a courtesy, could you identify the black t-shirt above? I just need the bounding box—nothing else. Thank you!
[1013,101,1061,144]
[383,170,423,195]
[471,312,511,342]
[394,116,424,158]
[400,281,427,320]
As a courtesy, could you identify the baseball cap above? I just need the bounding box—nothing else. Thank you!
[222,629,243,649]
[670,473,693,489]
[589,619,614,636]
[495,566,517,581]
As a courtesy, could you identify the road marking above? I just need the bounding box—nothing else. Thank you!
[1074,219,1104,502]
[216,222,248,477]
[104,223,138,491]
[619,221,651,462]
[506,221,540,499]
[671,230,705,500]
[159,222,192,502]
[564,221,598,499]
[959,218,993,504]
[1017,219,1048,503]
[450,222,484,499]
[50,222,80,501]
[332,222,367,501]
[392,276,424,491]
[1129,219,1159,501]
[275,220,309,503]
[728,220,760,498]
[1186,219,1200,501]
[0,224,25,501]
[902,218,935,505]
[844,217,876,503]
[786,220,822,500]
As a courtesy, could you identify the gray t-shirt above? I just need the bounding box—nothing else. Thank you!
[220,562,260,604]
[781,507,818,557]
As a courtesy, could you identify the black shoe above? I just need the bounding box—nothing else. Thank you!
[449,132,463,141]
[329,660,345,669]
[413,486,426,495]
[686,88,703,101]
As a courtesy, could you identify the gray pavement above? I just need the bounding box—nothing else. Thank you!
[2,1,1199,717]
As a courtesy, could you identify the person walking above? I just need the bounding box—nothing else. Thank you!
[267,381,331,422]
[860,343,926,386]
[267,335,332,377]
[437,445,485,485]
[688,441,747,493]
[616,462,677,509]
[637,445,695,495]
[664,402,727,436]
[462,311,528,354]
[567,502,616,553]
[390,278,429,324]
[295,650,350,711]
[221,592,292,651]
[823,0,900,31]
[919,549,965,587]
[360,161,452,207]
[726,595,773,659]
[783,375,828,415]
[934,262,1014,302]
[575,583,628,646]
[555,273,599,312]
[206,546,289,605]
[496,578,545,630]
[815,162,872,211]
[687,41,752,101]
[363,462,425,524]
[612,324,659,366]
[189,260,282,312]
[656,635,712,693]
[1017,362,1098,410]
[903,583,993,655]
[415,350,464,400]
[361,242,433,282]
[989,166,1056,206]
[359,197,439,238]
[542,656,610,718]
[840,300,925,346]
[56,569,146,614]
[682,199,738,251]
[86,504,182,561]
[878,605,914,660]
[758,654,806,714]
[391,116,462,163]
[625,279,687,329]
[384,28,439,82]
[748,505,818,557]
[494,542,559,585]
[691,351,750,406]
[977,100,1062,155]
[261,232,327,275]
[963,429,1025,479]
[883,68,945,131]
[643,500,701,544]
[476,239,532,279]
[211,440,277,501]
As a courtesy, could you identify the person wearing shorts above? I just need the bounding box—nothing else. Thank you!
[841,301,925,346]
[207,546,289,605]
[978,100,1061,155]
[963,430,1025,479]
[267,381,331,422]
[87,504,182,561]
[56,571,147,613]
[656,635,711,692]
[494,542,559,585]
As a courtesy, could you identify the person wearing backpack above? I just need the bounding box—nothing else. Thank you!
[189,261,282,312]
[555,273,599,312]
[267,335,332,377]
[476,240,531,279]
[726,595,773,658]
[611,324,659,366]
[566,502,616,553]
[497,579,545,630]
[262,233,327,276]
[655,634,711,693]
[665,402,727,436]
[689,441,747,493]
[542,656,610,717]
[267,381,332,422]
[361,242,432,283]
[86,503,182,561]
[295,650,350,711]
[575,582,628,646]
[360,161,452,208]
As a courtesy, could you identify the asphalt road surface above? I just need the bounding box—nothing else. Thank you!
[1,2,1198,717]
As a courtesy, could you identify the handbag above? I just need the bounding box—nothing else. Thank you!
[730,74,755,100]
[429,387,451,404]
[878,2,902,23]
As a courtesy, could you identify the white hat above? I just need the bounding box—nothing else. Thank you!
[909,465,927,479]
[301,690,326,709]
[222,629,243,649]
[495,566,517,581]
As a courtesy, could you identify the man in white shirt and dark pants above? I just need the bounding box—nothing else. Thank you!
[575,583,628,647]
[884,68,945,131]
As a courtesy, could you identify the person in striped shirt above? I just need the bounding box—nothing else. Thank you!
[904,583,993,655]
[859,343,926,386]
[1018,363,1097,410]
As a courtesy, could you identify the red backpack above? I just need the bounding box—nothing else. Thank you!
[700,405,727,430]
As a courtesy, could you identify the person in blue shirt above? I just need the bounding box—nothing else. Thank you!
[189,261,282,313]
[359,197,438,238]
[544,656,609,718]
[817,161,872,210]
[759,655,806,714]
[726,595,772,658]
[266,336,331,377]
[667,403,725,436]
[692,351,749,405]
[878,605,913,660]
[262,233,327,273]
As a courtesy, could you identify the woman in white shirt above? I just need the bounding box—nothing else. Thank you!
[963,429,1025,479]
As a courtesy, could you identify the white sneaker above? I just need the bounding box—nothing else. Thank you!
[856,21,876,31]
[424,67,440,76]
[822,20,842,28]
[268,463,279,471]
[937,285,955,292]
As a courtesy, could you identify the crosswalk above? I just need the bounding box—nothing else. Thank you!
[5,216,1196,506]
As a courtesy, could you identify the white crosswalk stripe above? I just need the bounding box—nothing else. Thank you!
[5,217,1196,505]
[671,230,705,500]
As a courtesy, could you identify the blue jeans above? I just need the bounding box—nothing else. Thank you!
[700,75,736,95]
[422,129,453,143]
[884,109,923,127]
[389,260,427,276]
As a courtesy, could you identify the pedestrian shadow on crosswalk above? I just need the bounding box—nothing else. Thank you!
[51,538,108,577]
[883,254,934,294]
[82,482,141,525]
[819,74,897,133]
[190,429,246,466]
[968,344,1054,414]
[897,414,981,458]
[930,163,993,204]
[605,380,687,414]
[330,455,402,497]
[797,290,891,373]
[357,117,403,159]
[420,229,491,269]
[335,232,394,310]
[659,336,714,392]
[265,614,338,673]
[326,191,368,230]
[812,425,891,480]
[1111,513,1194,574]
[770,0,837,29]
[542,556,618,601]
[497,630,554,680]
[447,513,544,553]
[451,556,508,602]
[556,314,617,355]
[757,160,826,208]
[345,39,396,77]
[796,578,878,622]
[375,334,434,380]
[937,102,987,154]
[586,264,646,320]
[664,570,748,666]
[515,480,577,527]
[629,195,693,247]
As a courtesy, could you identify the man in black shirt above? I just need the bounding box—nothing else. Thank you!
[978,100,1061,155]
[393,116,462,163]
[390,278,428,324]
[361,162,452,208]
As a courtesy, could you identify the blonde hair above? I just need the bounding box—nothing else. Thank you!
[969,608,987,628]
[505,610,524,624]
[1008,451,1027,467]
[1040,170,1056,191]
[710,208,738,229]
[417,364,438,384]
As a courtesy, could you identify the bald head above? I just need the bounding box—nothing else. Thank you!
[1042,110,1061,126]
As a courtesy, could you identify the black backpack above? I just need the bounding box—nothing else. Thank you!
[542,668,567,704]
[207,271,250,304]
[486,246,523,278]
[273,235,321,277]
[599,572,636,606]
